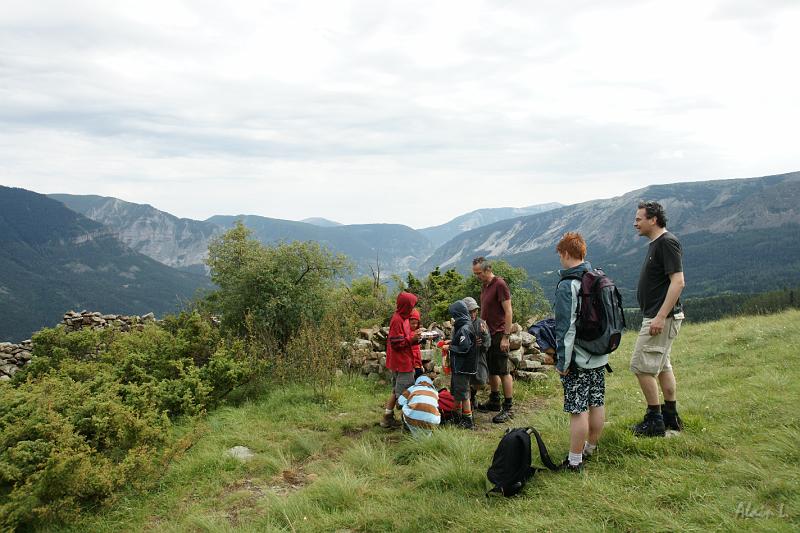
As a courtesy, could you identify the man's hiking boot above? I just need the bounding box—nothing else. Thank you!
[379,412,401,429]
[492,407,514,424]
[560,458,584,472]
[476,398,502,412]
[661,404,684,431]
[631,411,666,437]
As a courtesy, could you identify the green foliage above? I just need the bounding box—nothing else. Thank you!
[205,221,351,344]
[337,275,394,328]
[62,311,800,532]
[0,312,256,530]
[403,261,550,324]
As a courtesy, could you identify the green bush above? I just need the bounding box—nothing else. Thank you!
[402,260,551,324]
[205,222,351,344]
[0,311,256,530]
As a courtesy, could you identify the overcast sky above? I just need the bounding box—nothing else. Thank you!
[1,0,799,227]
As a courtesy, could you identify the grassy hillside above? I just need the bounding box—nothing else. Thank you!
[61,311,799,532]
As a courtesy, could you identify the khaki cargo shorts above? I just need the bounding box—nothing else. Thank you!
[630,313,684,376]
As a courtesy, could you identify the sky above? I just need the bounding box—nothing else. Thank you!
[1,0,799,228]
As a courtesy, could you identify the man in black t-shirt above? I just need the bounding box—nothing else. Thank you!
[630,201,686,437]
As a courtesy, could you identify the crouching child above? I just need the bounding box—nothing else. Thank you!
[397,375,441,437]
[554,232,608,471]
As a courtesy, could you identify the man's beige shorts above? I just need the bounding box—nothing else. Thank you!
[630,313,684,376]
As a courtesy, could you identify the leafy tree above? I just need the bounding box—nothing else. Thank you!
[205,221,351,344]
[404,260,551,324]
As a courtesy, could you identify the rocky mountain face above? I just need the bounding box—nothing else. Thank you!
[50,194,220,274]
[420,172,800,301]
[418,202,562,248]
[1,187,210,342]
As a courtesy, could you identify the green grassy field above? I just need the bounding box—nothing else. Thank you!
[62,311,800,532]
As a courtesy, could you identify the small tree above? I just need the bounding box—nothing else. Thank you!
[205,221,351,345]
[407,260,551,324]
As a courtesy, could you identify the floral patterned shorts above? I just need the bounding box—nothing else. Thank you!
[560,367,606,414]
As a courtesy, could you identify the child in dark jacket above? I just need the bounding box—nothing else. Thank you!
[447,300,478,429]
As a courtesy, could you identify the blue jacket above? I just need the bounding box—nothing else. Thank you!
[554,261,610,372]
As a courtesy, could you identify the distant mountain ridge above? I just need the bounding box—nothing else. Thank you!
[418,203,562,247]
[50,194,220,274]
[1,187,210,341]
[300,217,342,227]
[207,215,432,276]
[420,171,800,302]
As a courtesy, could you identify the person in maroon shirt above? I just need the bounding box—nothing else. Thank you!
[472,256,515,423]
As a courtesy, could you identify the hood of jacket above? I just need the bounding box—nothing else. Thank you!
[413,374,434,388]
[558,260,592,280]
[448,300,471,329]
[395,291,418,319]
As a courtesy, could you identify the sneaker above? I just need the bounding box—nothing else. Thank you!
[661,405,684,431]
[631,411,666,437]
[476,398,502,412]
[492,407,514,424]
[560,457,584,472]
[459,416,475,430]
[380,412,401,429]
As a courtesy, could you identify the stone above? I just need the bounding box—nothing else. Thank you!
[0,375,11,382]
[371,339,384,351]
[508,348,524,365]
[354,339,371,350]
[335,369,344,379]
[1,364,18,376]
[518,359,542,370]
[541,364,556,372]
[358,327,376,340]
[517,371,548,382]
[508,334,522,351]
[542,354,555,365]
[519,331,535,347]
[420,349,435,362]
[379,356,386,368]
[366,372,380,381]
[226,446,255,461]
[142,312,155,321]
[510,323,522,334]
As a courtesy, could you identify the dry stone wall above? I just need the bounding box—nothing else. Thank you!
[0,310,164,382]
[346,321,557,388]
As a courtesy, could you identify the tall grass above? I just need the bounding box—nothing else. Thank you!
[62,311,800,532]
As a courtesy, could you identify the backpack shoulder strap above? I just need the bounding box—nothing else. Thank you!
[526,427,561,471]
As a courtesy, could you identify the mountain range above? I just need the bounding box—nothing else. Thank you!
[421,171,800,303]
[3,171,799,341]
[0,187,210,341]
[50,195,562,278]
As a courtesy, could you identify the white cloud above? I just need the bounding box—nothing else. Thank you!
[1,0,798,226]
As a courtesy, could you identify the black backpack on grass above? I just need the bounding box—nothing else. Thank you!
[486,427,561,497]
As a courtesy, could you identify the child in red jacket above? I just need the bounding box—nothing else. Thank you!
[380,292,422,428]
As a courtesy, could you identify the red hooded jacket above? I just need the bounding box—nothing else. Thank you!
[386,292,418,372]
[410,308,422,369]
